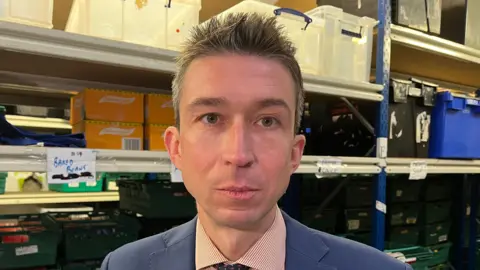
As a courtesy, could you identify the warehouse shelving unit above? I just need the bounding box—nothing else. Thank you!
[0,1,479,268]
[375,0,480,269]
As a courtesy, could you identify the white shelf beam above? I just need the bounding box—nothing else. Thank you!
[5,115,71,130]
[297,156,382,174]
[391,24,480,64]
[386,158,480,174]
[0,146,171,173]
[303,75,384,102]
[0,191,119,205]
[0,21,176,73]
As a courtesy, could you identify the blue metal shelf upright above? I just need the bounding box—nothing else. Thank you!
[372,0,391,251]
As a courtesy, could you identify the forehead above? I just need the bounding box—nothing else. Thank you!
[179,54,296,109]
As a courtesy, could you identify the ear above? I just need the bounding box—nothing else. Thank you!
[164,126,182,170]
[290,134,305,173]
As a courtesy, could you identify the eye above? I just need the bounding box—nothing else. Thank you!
[258,117,277,128]
[201,113,219,125]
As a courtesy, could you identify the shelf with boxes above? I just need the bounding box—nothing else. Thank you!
[0,6,384,101]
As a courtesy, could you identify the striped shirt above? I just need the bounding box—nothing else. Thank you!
[195,207,286,270]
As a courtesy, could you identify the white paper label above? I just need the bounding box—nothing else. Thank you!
[86,181,97,187]
[15,245,38,256]
[68,182,80,188]
[376,200,387,214]
[438,235,448,242]
[376,137,388,158]
[317,158,342,174]
[108,181,119,191]
[171,164,183,183]
[409,161,427,180]
[47,149,96,184]
[348,220,360,230]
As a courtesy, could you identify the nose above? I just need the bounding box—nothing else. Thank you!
[221,119,255,168]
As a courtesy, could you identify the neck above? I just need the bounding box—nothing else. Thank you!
[198,206,277,261]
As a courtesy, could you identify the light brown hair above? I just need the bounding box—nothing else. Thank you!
[172,12,304,132]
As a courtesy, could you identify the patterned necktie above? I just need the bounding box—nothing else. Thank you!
[213,263,250,270]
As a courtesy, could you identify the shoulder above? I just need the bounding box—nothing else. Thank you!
[101,220,195,270]
[101,233,167,270]
[309,228,411,270]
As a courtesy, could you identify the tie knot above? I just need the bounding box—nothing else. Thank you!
[213,263,250,270]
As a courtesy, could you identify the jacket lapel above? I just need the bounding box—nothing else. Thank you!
[283,212,337,270]
[148,212,337,270]
[149,217,197,270]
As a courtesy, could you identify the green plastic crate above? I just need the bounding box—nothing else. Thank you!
[62,260,102,270]
[0,172,6,194]
[50,211,140,262]
[49,177,104,193]
[421,201,452,224]
[388,226,420,248]
[0,214,60,269]
[100,172,146,191]
[419,222,451,246]
[388,176,423,203]
[118,180,197,218]
[385,245,433,270]
[343,232,372,246]
[301,207,338,233]
[389,203,420,226]
[345,180,373,207]
[344,208,371,232]
[427,242,452,267]
[422,177,453,202]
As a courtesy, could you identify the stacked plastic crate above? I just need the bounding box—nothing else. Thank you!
[386,176,454,269]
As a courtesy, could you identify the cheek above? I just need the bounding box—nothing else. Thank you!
[254,134,293,188]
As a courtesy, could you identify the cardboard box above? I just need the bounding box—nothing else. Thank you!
[145,94,175,125]
[144,124,168,151]
[71,89,144,125]
[73,121,143,150]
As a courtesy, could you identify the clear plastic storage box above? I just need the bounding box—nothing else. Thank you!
[0,0,54,28]
[66,0,201,51]
[215,1,323,77]
[215,1,376,83]
[306,6,377,82]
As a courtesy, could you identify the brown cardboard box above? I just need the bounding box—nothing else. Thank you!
[145,124,168,151]
[145,94,175,125]
[73,121,143,150]
[71,89,144,125]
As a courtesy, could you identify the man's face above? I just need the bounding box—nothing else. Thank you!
[165,54,305,229]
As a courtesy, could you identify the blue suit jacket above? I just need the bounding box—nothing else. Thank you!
[102,212,412,270]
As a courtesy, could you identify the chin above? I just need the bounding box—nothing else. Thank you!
[212,207,270,229]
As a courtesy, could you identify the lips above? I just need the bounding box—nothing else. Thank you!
[216,186,259,200]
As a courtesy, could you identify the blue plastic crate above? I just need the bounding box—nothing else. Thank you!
[429,91,480,159]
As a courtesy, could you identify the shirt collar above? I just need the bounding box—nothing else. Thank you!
[195,206,286,270]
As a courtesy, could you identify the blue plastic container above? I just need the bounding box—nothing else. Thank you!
[429,91,480,159]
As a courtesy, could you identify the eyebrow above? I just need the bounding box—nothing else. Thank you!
[187,97,228,111]
[187,97,290,112]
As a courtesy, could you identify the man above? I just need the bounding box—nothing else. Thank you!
[101,13,412,270]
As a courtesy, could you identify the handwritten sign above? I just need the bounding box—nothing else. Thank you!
[409,160,427,180]
[317,158,342,174]
[47,149,96,184]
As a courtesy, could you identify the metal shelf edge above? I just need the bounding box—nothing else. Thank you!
[391,24,480,64]
[0,21,177,73]
[5,115,71,130]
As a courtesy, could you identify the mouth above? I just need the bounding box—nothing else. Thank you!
[216,186,259,200]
